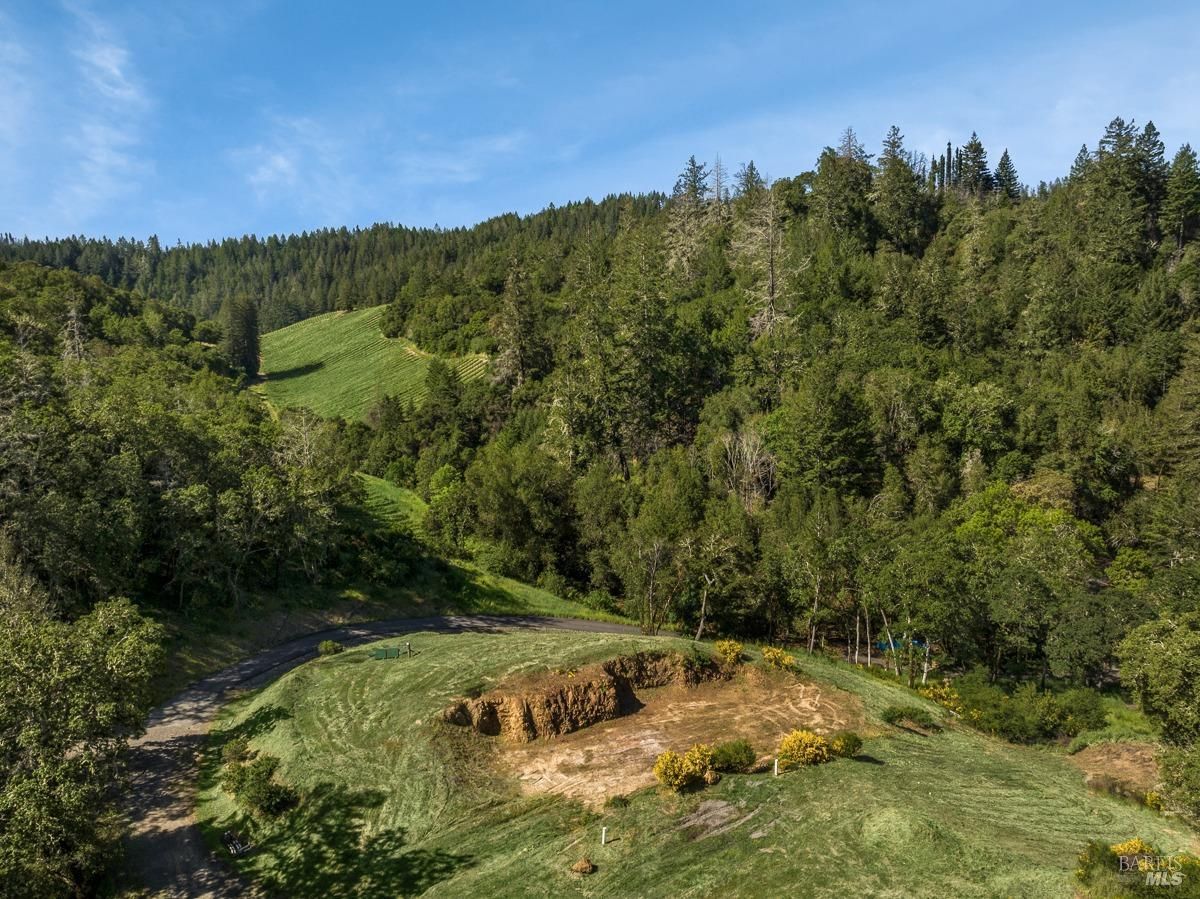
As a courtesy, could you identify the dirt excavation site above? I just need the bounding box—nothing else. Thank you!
[442,650,865,807]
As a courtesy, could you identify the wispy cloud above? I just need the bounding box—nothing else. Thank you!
[230,116,358,226]
[392,130,528,186]
[49,1,152,232]
[0,15,32,151]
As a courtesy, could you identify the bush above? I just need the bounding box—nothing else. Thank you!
[777,730,831,769]
[604,794,629,810]
[582,589,621,615]
[880,705,938,730]
[1076,838,1200,896]
[1160,744,1200,824]
[1057,688,1107,736]
[714,639,744,668]
[317,639,344,656]
[955,673,1107,743]
[220,736,253,766]
[654,751,691,791]
[917,678,962,714]
[761,646,799,671]
[830,731,863,758]
[682,743,715,780]
[223,752,297,819]
[712,739,756,773]
[654,744,716,791]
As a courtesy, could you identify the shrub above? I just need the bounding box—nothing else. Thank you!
[1056,688,1107,736]
[830,731,863,758]
[761,646,798,671]
[917,678,962,714]
[1160,744,1200,824]
[1076,838,1200,895]
[880,705,938,730]
[604,794,629,810]
[714,639,744,668]
[654,744,717,791]
[653,750,691,791]
[712,739,756,773]
[220,736,253,766]
[777,730,831,769]
[318,639,344,656]
[953,674,1110,743]
[682,743,715,780]
[582,589,621,615]
[223,753,297,819]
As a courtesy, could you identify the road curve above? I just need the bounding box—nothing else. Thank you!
[122,615,643,898]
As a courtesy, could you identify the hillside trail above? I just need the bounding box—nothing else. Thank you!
[123,615,642,898]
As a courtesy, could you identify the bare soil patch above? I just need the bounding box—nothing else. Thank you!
[1069,741,1160,794]
[498,668,864,807]
[443,650,722,742]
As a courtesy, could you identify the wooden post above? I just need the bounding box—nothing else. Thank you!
[601,826,607,846]
[406,641,412,658]
[774,758,779,777]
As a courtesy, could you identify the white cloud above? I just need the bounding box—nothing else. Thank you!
[392,130,527,186]
[47,1,152,232]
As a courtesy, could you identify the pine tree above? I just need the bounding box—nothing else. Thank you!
[958,132,992,196]
[875,126,925,252]
[666,156,711,285]
[1135,121,1169,216]
[492,260,541,389]
[1163,144,1200,249]
[221,295,260,377]
[1070,144,1093,180]
[994,149,1021,200]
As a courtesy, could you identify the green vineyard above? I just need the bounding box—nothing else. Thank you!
[258,306,488,419]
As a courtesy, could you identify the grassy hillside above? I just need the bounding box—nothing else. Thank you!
[258,306,488,419]
[197,632,1194,898]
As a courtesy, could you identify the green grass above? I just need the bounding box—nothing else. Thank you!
[257,306,488,419]
[197,633,1196,898]
[359,472,428,532]
[1067,693,1161,754]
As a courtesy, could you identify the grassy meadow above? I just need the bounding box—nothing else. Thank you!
[257,306,488,419]
[197,632,1194,898]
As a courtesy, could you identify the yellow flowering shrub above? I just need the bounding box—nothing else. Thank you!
[777,730,831,769]
[761,646,798,671]
[714,639,744,667]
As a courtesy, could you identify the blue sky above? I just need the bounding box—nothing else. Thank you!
[2,1,1199,243]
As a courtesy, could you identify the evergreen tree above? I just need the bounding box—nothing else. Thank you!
[875,126,926,252]
[1163,144,1200,249]
[1070,144,1093,180]
[221,295,260,377]
[958,132,992,196]
[994,149,1020,200]
[666,155,711,286]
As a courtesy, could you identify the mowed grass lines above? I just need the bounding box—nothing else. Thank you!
[198,632,1196,898]
[258,306,488,419]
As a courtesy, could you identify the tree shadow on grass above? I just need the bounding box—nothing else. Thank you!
[200,705,294,792]
[264,361,325,381]
[233,783,472,897]
[224,704,293,743]
[851,754,885,765]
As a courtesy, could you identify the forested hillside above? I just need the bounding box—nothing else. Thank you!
[326,120,1200,678]
[0,262,401,894]
[5,116,1200,893]
[0,194,666,334]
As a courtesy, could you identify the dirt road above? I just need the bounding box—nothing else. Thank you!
[122,615,642,898]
